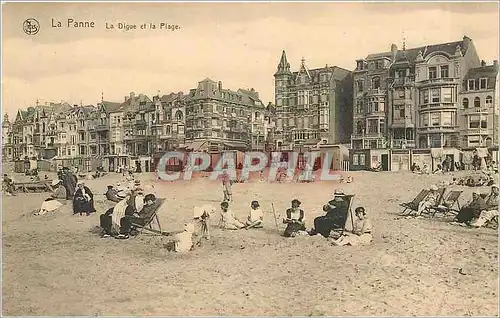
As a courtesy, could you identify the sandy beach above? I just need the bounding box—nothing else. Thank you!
[2,169,498,316]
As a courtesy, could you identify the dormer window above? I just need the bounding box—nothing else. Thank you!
[480,78,487,89]
[468,79,475,91]
[356,61,364,70]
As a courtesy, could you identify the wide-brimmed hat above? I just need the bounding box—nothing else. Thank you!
[333,189,346,196]
[107,185,114,189]
[492,184,499,189]
[291,199,301,205]
[251,200,260,207]
[220,201,229,208]
[51,179,62,186]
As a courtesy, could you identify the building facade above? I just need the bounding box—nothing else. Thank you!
[352,36,497,150]
[274,51,353,151]
[458,60,499,148]
[184,78,267,152]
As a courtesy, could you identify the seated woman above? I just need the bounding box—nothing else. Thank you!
[415,185,440,215]
[331,207,372,246]
[283,199,306,237]
[35,179,67,216]
[453,192,487,225]
[220,201,245,230]
[245,200,264,229]
[73,182,96,216]
[471,185,499,228]
[310,190,349,237]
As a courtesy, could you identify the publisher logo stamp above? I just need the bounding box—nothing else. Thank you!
[23,18,40,35]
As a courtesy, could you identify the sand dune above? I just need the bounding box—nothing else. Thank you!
[2,169,498,316]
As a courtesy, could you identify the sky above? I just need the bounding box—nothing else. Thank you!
[2,2,499,119]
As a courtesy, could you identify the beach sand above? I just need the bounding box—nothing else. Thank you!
[2,169,498,316]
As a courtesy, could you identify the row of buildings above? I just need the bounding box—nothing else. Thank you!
[2,35,499,171]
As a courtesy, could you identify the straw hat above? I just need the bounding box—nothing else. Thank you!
[333,189,346,196]
[51,179,62,186]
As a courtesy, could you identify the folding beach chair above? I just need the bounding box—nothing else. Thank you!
[399,189,430,215]
[421,187,447,216]
[131,198,169,237]
[429,190,463,217]
[330,194,355,237]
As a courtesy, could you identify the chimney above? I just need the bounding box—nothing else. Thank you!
[391,43,398,60]
[494,60,498,67]
[124,96,127,101]
[218,81,222,91]
[481,60,486,67]
[130,92,135,99]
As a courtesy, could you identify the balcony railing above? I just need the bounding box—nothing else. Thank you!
[462,107,490,114]
[368,88,386,95]
[391,139,416,148]
[95,124,109,131]
[391,77,414,86]
[417,77,457,86]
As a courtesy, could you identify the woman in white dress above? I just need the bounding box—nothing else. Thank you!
[331,207,373,246]
[220,201,245,230]
[35,179,67,216]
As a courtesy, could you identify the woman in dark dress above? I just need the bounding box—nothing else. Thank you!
[454,192,487,225]
[73,182,96,216]
[310,193,350,237]
[283,199,306,237]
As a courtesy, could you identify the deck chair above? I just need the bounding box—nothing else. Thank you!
[399,189,430,215]
[421,187,447,216]
[330,194,355,237]
[429,190,463,217]
[131,198,169,237]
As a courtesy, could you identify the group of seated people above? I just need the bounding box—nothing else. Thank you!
[34,179,96,216]
[411,163,430,174]
[450,173,497,187]
[452,185,499,228]
[282,190,373,246]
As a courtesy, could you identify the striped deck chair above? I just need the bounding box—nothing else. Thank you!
[131,198,168,237]
[429,190,463,217]
[421,187,447,216]
[399,189,430,215]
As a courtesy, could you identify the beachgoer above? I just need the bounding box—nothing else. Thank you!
[35,179,67,216]
[73,181,96,216]
[105,185,122,203]
[453,192,487,225]
[220,201,245,230]
[331,207,373,246]
[245,200,264,229]
[283,199,306,237]
[471,185,499,228]
[221,169,233,202]
[416,185,440,215]
[310,189,350,237]
[166,223,195,252]
[61,167,78,200]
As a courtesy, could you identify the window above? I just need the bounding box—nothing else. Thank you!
[399,107,405,118]
[474,97,480,108]
[372,77,380,89]
[440,65,449,78]
[398,89,405,98]
[481,118,487,128]
[428,67,437,79]
[396,69,406,78]
[442,87,452,102]
[469,115,480,128]
[367,119,378,134]
[480,78,487,89]
[431,113,440,126]
[379,119,385,134]
[468,136,480,145]
[357,61,364,70]
[422,113,429,126]
[468,79,475,91]
[430,88,440,103]
[421,90,429,104]
[379,100,385,112]
[353,154,359,165]
[486,96,493,106]
[357,80,364,92]
[463,98,469,109]
[442,112,452,126]
[356,121,364,134]
[359,154,366,166]
[356,100,363,114]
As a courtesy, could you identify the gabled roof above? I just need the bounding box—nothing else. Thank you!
[291,65,351,82]
[99,101,122,113]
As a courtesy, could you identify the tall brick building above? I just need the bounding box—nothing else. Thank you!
[273,51,353,151]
